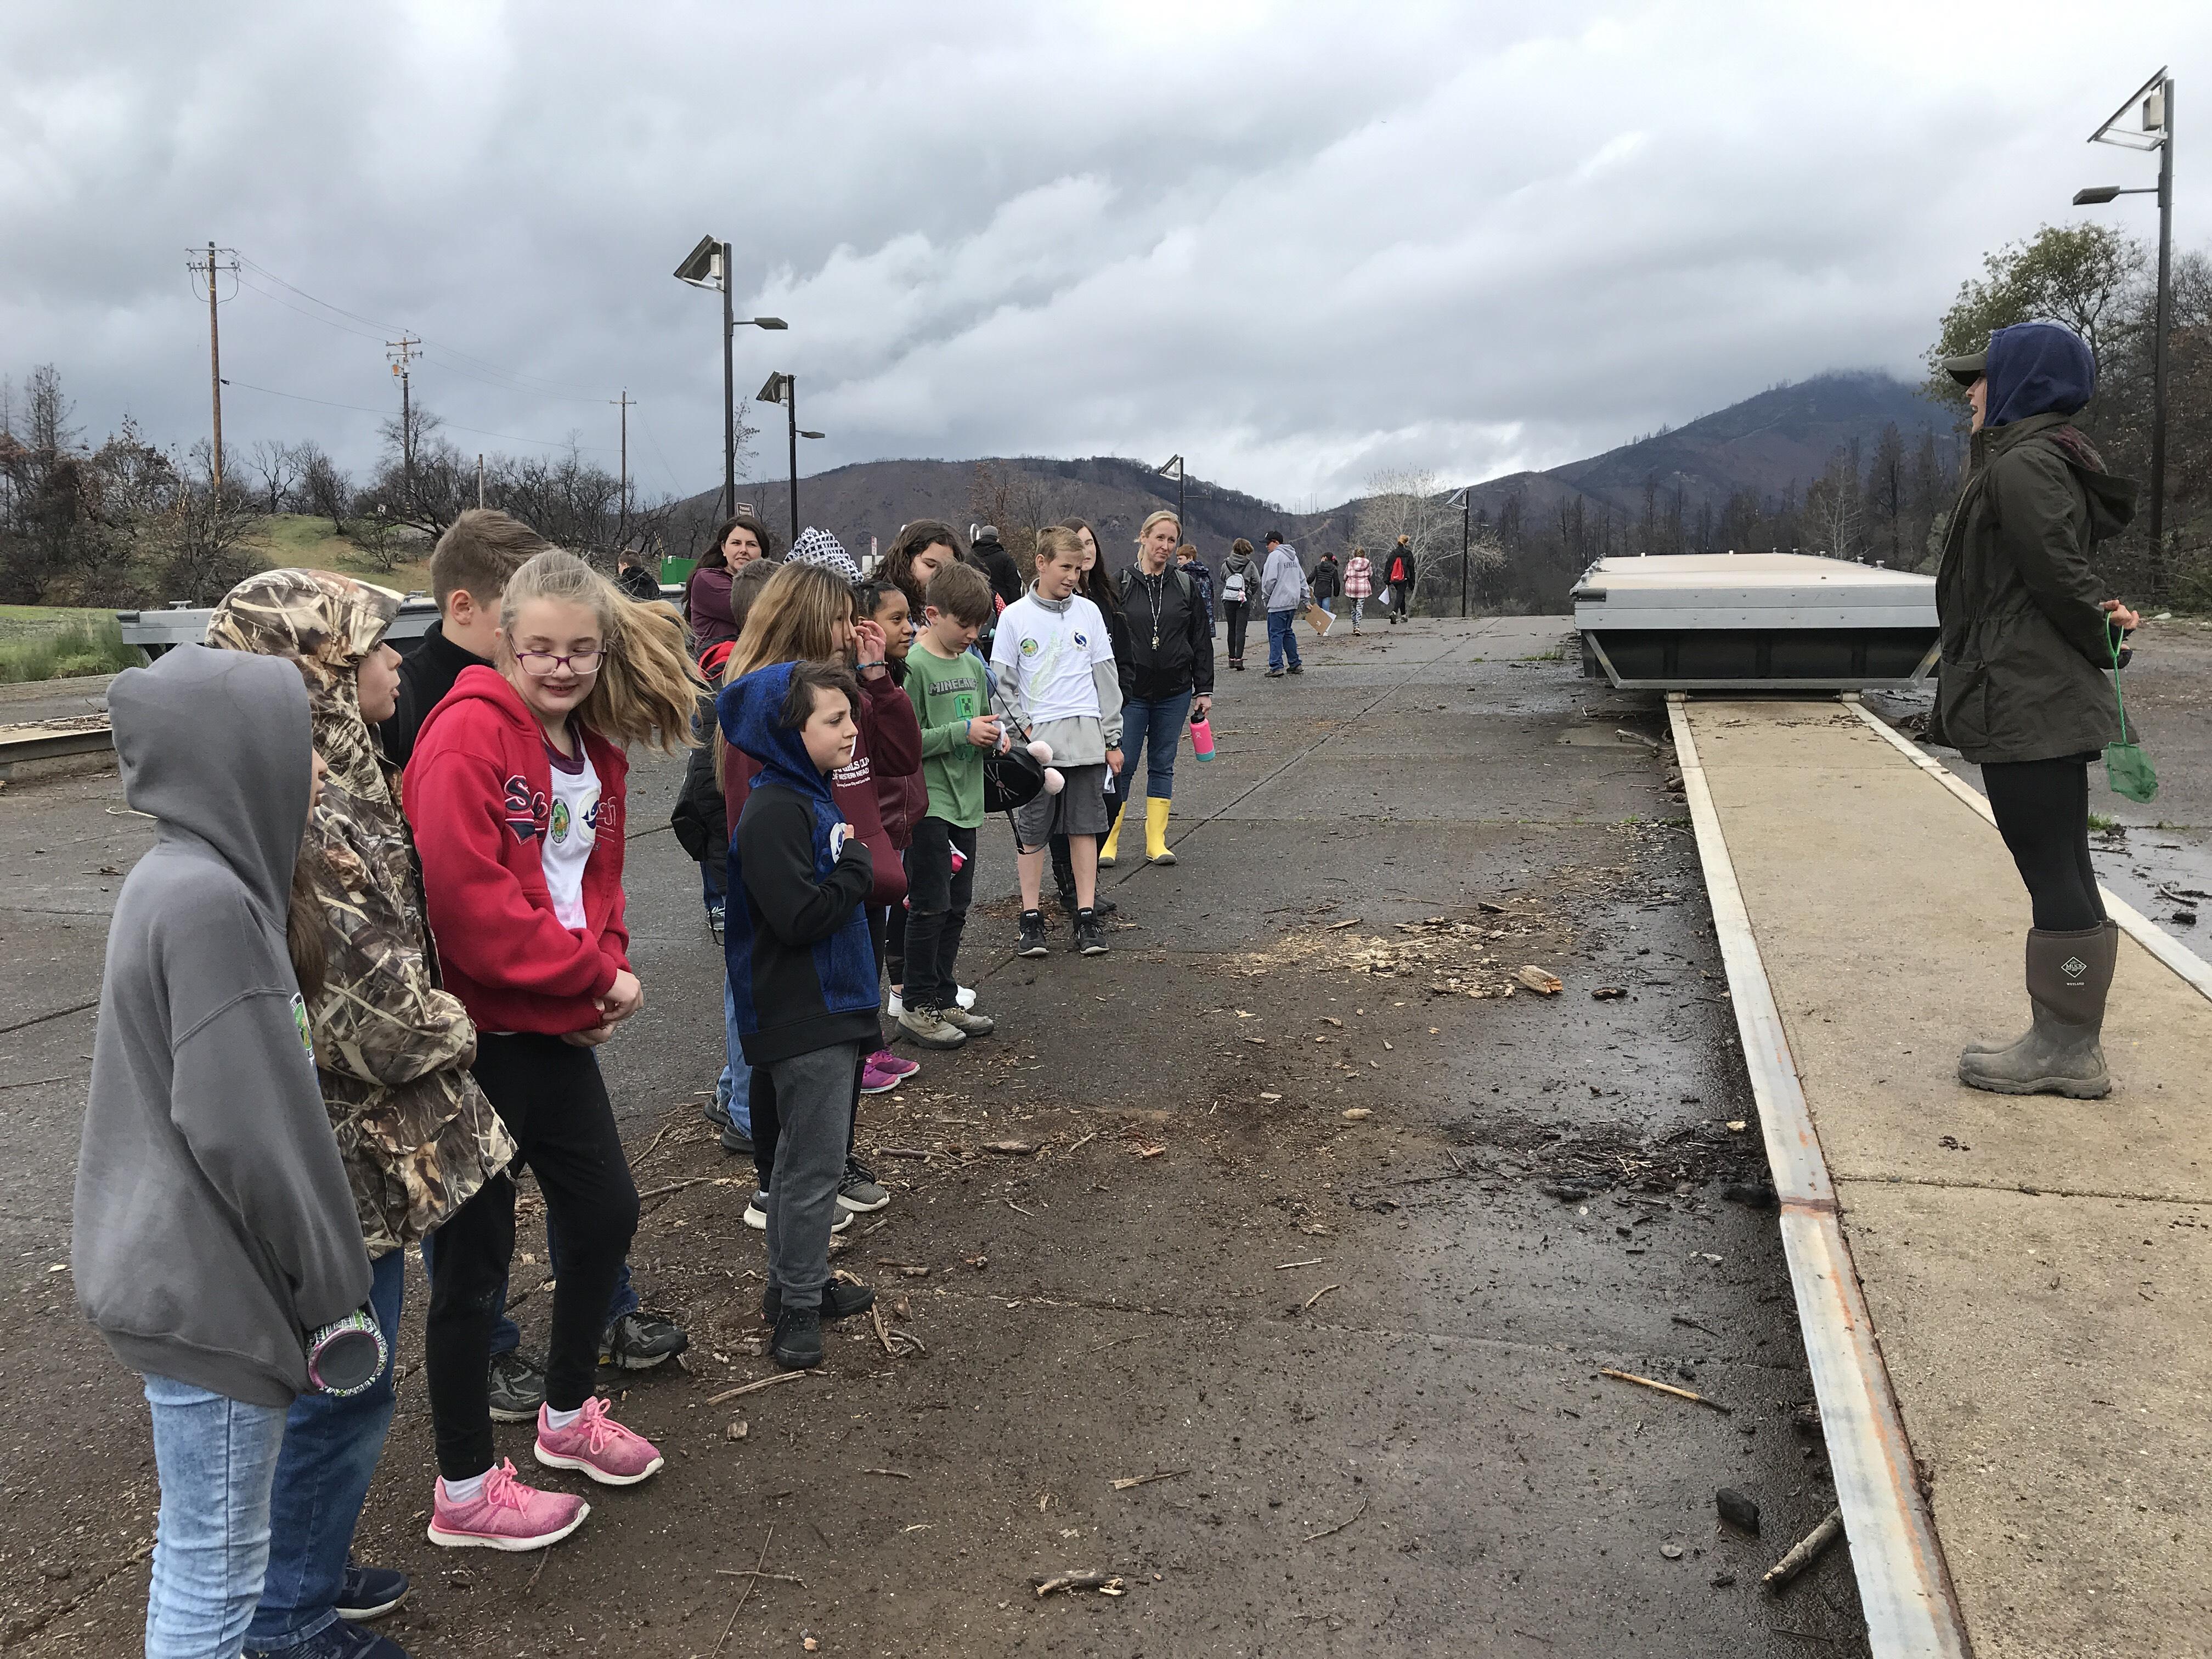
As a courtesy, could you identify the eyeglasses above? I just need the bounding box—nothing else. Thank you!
[516,649,603,678]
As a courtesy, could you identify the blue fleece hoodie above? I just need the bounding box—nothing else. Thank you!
[1985,320,2097,428]
[719,662,880,1065]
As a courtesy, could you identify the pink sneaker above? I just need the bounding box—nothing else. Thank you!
[533,1397,665,1486]
[860,1053,912,1094]
[870,1048,919,1080]
[426,1459,589,1551]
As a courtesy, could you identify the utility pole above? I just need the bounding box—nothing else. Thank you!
[187,242,238,498]
[611,390,634,547]
[721,242,736,520]
[476,453,485,508]
[386,335,420,507]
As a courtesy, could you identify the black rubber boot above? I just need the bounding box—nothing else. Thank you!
[1958,923,2117,1099]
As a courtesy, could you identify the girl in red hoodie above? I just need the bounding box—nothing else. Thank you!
[716,562,922,1223]
[406,550,702,1550]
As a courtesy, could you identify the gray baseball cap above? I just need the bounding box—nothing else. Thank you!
[1942,349,1987,386]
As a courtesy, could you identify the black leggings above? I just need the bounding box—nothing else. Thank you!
[423,1034,639,1479]
[1983,757,2106,932]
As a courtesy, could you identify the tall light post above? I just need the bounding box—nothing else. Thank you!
[674,234,786,518]
[2074,67,2174,594]
[1445,486,1471,618]
[757,373,823,547]
[1157,454,1186,525]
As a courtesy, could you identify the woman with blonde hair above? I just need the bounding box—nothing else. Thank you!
[1098,509,1212,867]
[719,562,923,1215]
[405,550,700,1549]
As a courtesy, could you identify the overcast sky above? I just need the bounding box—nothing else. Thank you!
[4,2,2205,507]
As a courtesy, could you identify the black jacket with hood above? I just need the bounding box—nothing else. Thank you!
[75,647,371,1406]
[972,533,1024,612]
[1116,562,1216,701]
[1311,555,1342,600]
[1936,321,2138,766]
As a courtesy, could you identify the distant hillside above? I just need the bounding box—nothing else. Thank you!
[665,371,1959,578]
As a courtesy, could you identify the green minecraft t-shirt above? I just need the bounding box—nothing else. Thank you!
[904,641,994,828]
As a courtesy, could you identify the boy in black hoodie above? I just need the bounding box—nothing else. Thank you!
[723,659,882,1368]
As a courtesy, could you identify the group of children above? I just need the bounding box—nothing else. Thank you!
[74,503,1149,1657]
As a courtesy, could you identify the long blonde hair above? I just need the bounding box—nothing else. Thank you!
[715,561,854,782]
[499,550,702,753]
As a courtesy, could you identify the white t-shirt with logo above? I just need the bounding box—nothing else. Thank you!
[542,738,601,930]
[993,592,1113,724]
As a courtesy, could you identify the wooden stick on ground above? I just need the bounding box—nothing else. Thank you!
[1600,1367,1734,1414]
[636,1174,733,1203]
[1304,1498,1370,1542]
[1762,1506,1844,1590]
[710,1525,774,1659]
[1302,1283,1341,1312]
[706,1369,823,1406]
[1109,1469,1188,1491]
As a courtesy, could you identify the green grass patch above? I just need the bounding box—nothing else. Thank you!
[1520,647,1566,662]
[246,515,431,595]
[2087,812,2120,833]
[0,612,138,684]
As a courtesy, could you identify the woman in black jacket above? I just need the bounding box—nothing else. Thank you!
[1099,510,1214,867]
[1938,321,2141,1099]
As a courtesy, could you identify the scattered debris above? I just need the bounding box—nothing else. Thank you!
[1274,1258,1328,1270]
[1031,1570,1127,1598]
[1661,1543,1685,1560]
[1110,1470,1188,1491]
[1716,1487,1761,1534]
[863,1468,912,1480]
[1301,1283,1341,1312]
[724,1420,749,1442]
[1762,1506,1843,1590]
[1600,1367,1733,1414]
[1132,1143,1165,1159]
[1725,1120,1750,1133]
[1709,1570,1737,1588]
[984,1139,1037,1156]
[1516,966,1563,995]
[874,1146,933,1160]
[1257,1092,1283,1102]
[1342,1108,1373,1121]
[1326,918,1362,930]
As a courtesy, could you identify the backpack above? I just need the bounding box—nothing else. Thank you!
[1221,568,1247,601]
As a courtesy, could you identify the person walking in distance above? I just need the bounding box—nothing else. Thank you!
[1260,531,1310,677]
[615,548,661,603]
[1099,510,1213,868]
[994,527,1124,958]
[1384,535,1416,622]
[969,523,1024,613]
[406,551,703,1548]
[1176,543,1217,636]
[1310,550,1342,616]
[210,571,520,1658]
[1220,538,1259,668]
[76,645,377,1658]
[1342,546,1374,632]
[1938,321,2142,1099]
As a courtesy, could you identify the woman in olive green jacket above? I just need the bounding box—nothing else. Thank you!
[1937,320,2140,1099]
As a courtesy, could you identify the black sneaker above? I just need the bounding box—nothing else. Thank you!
[761,1279,876,1323]
[1075,908,1109,956]
[247,1620,407,1658]
[1016,910,1049,957]
[335,1563,410,1622]
[772,1305,824,1370]
[1287,664,1304,674]
[601,1310,689,1371]
[1057,887,1116,918]
[486,1349,546,1423]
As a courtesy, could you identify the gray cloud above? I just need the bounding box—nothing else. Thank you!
[3,1,2203,506]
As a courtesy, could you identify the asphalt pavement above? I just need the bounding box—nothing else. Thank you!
[0,616,1871,1656]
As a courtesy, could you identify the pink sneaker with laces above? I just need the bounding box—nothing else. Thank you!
[534,1397,665,1486]
[426,1459,589,1551]
[859,1053,910,1094]
[870,1048,918,1080]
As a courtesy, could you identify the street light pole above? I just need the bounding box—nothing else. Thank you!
[2078,69,2175,594]
[1446,487,1471,618]
[786,376,800,548]
[720,241,735,519]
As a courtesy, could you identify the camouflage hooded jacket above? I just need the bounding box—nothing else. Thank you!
[207,569,516,1254]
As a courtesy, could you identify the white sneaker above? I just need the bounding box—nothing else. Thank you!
[955,985,977,1009]
[885,989,905,1017]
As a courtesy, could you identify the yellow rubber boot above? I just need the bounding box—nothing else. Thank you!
[1146,795,1176,864]
[1098,806,1124,867]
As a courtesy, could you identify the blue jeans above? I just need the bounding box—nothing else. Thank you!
[717,973,753,1137]
[245,1250,402,1652]
[421,1220,637,1361]
[1267,610,1302,671]
[1117,691,1192,805]
[1319,596,1335,613]
[144,1374,290,1659]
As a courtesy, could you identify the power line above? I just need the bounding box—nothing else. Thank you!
[221,377,621,455]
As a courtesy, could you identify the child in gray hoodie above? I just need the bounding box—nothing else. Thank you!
[74,645,373,1657]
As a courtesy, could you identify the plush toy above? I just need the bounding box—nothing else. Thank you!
[1002,730,1065,794]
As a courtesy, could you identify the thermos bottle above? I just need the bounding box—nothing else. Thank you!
[306,1307,388,1397]
[1189,710,1215,761]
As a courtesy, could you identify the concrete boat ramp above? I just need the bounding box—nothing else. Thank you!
[1674,694,2212,1658]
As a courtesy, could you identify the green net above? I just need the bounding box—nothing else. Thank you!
[2104,625,2158,804]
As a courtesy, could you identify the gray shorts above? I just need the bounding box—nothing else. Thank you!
[1012,763,1110,847]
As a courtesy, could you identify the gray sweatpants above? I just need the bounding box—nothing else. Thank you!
[764,1041,864,1313]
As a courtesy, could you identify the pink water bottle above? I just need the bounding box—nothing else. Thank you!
[1189,710,1216,761]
